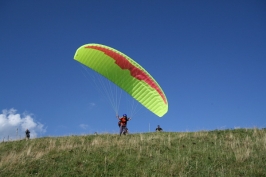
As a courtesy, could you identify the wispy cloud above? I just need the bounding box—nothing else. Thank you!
[89,102,96,106]
[0,108,46,141]
[89,102,96,109]
[79,124,88,129]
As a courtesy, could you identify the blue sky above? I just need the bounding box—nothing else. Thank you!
[1,1,265,139]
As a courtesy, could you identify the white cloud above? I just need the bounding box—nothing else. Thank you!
[0,109,46,141]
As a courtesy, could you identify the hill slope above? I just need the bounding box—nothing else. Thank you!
[0,128,265,176]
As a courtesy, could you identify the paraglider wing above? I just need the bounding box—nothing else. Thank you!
[74,44,168,117]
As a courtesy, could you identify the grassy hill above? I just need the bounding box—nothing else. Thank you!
[0,128,265,176]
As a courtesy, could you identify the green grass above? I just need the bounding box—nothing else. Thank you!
[0,128,265,176]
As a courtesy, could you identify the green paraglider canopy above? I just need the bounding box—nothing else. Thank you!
[74,43,168,117]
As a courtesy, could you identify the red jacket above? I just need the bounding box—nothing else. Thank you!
[119,117,129,126]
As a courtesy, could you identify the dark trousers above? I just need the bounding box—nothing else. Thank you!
[119,126,127,135]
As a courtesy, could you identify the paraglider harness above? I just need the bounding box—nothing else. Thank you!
[118,117,128,127]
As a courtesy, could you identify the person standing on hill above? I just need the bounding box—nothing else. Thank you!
[155,125,163,132]
[25,129,30,140]
[117,114,131,136]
